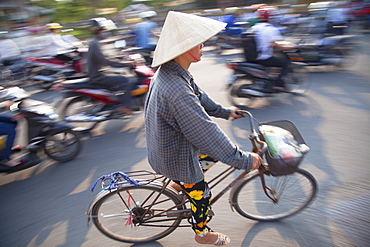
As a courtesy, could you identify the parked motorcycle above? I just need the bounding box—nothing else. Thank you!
[226,48,310,108]
[52,56,154,133]
[27,47,88,90]
[0,86,82,173]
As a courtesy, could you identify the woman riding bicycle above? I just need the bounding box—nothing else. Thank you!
[144,11,262,245]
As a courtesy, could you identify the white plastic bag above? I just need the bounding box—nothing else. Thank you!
[259,125,309,159]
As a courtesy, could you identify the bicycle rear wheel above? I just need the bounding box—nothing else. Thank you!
[231,168,317,221]
[91,184,184,243]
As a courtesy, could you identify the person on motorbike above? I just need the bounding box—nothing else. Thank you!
[325,5,349,35]
[250,6,295,90]
[0,100,22,167]
[44,23,74,62]
[0,32,22,66]
[87,20,135,115]
[145,11,262,245]
[135,11,160,51]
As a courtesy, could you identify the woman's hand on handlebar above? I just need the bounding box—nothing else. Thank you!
[228,106,242,121]
[251,152,263,170]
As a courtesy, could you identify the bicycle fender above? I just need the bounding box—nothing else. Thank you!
[85,189,112,227]
[291,61,307,66]
[228,169,259,210]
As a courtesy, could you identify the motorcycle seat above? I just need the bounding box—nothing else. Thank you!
[236,62,266,70]
[65,74,87,80]
[63,82,108,89]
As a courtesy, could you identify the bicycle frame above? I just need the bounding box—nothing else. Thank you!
[86,110,272,225]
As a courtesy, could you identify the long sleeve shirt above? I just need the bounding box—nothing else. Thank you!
[252,22,282,60]
[144,60,253,184]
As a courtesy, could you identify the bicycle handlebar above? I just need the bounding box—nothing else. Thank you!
[236,110,268,157]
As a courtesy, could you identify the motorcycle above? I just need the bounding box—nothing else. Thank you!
[226,47,310,108]
[27,47,88,90]
[114,40,154,68]
[0,86,82,173]
[0,58,33,87]
[285,34,358,68]
[52,55,154,133]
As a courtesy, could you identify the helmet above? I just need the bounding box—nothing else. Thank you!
[257,6,278,21]
[89,19,106,32]
[139,11,157,19]
[45,23,63,29]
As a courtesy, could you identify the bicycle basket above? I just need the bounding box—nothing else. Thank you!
[259,120,309,176]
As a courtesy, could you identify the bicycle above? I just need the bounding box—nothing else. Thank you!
[85,110,318,243]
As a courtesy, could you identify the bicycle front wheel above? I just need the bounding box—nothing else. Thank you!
[231,168,317,221]
[91,185,184,243]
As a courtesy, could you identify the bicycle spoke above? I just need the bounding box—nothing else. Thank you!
[92,185,184,243]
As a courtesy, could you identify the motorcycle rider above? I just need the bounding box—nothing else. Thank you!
[87,20,135,115]
[135,11,160,51]
[250,6,295,90]
[0,99,22,167]
[44,23,74,61]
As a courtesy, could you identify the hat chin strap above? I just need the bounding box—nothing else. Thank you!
[187,51,200,62]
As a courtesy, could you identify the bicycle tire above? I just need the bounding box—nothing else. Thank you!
[230,168,317,221]
[91,184,185,243]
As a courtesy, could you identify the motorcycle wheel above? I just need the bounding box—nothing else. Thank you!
[285,65,311,94]
[228,77,256,109]
[44,129,81,163]
[62,96,101,133]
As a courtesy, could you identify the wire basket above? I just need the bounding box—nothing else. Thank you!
[259,120,308,176]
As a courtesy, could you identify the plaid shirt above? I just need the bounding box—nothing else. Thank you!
[144,60,253,184]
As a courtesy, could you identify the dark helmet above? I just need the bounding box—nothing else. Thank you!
[89,19,106,33]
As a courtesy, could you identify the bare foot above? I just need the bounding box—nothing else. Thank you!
[195,232,230,245]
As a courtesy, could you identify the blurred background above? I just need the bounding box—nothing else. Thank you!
[0,0,369,55]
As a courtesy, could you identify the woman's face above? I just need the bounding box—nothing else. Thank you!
[187,43,204,62]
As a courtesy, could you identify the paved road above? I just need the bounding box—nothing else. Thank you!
[0,34,369,247]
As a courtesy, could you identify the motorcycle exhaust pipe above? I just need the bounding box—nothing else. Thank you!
[321,58,343,65]
[30,75,56,82]
[239,89,267,97]
[64,115,106,122]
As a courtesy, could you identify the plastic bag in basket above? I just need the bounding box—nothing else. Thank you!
[259,125,309,160]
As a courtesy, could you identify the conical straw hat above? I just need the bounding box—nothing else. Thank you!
[152,11,226,67]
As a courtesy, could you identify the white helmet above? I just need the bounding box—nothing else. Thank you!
[139,11,157,19]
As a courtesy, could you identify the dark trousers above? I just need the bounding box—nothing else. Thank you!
[90,76,135,107]
[0,114,17,161]
[256,56,291,86]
